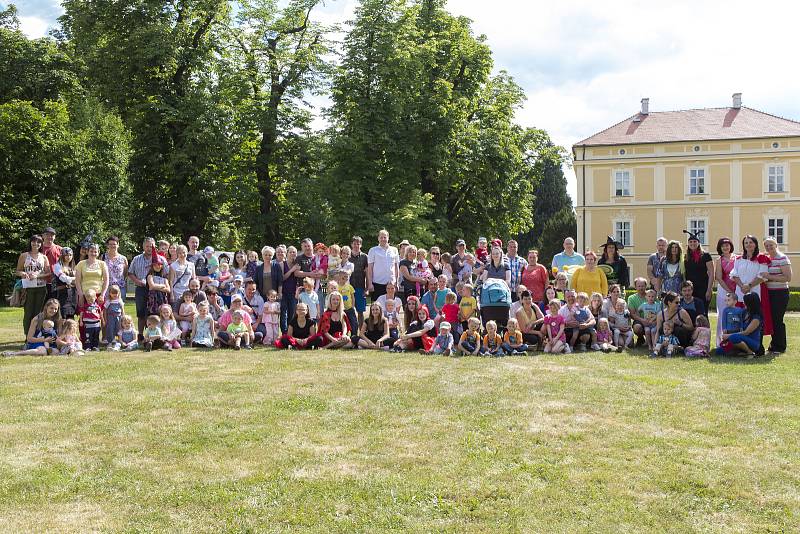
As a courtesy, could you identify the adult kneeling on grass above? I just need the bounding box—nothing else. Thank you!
[216,294,262,348]
[717,293,764,358]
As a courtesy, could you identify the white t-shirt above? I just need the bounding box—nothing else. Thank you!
[731,257,768,300]
[170,260,195,301]
[376,295,403,315]
[242,292,265,321]
[367,245,399,285]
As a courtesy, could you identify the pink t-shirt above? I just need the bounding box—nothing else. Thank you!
[543,314,566,342]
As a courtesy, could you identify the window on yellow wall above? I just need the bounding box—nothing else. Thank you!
[614,171,630,196]
[768,218,785,244]
[768,166,785,192]
[689,168,705,194]
[615,221,631,247]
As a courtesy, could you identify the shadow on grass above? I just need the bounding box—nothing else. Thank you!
[708,353,776,365]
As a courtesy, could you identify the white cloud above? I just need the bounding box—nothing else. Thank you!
[19,15,50,38]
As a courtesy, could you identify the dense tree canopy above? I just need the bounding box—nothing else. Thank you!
[1,0,574,292]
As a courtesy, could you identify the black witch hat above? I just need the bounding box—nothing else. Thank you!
[600,235,624,250]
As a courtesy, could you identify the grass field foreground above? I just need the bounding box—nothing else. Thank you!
[1,307,799,532]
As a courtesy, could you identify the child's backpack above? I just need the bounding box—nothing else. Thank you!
[480,278,511,307]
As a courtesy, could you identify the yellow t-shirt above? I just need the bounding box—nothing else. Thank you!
[571,267,608,297]
[76,259,106,296]
[459,296,478,321]
[340,283,355,311]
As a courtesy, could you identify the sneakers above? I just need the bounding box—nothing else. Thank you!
[649,351,658,358]
[163,344,172,352]
[590,343,600,351]
[616,345,623,353]
[564,345,572,354]
[244,344,253,350]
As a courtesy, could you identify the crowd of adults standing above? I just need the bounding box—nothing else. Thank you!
[9,225,793,356]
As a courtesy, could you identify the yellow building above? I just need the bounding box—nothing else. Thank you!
[573,94,800,281]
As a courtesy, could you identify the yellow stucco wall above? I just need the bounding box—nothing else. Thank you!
[710,164,731,199]
[635,167,654,201]
[741,162,762,198]
[593,168,611,203]
[665,167,684,200]
[791,162,800,194]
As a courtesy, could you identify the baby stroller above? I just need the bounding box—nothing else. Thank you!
[480,277,512,332]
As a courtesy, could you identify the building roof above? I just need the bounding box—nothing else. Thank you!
[575,106,800,146]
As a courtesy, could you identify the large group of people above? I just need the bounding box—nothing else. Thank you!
[6,226,792,359]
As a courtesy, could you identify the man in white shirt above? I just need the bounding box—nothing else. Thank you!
[367,229,399,301]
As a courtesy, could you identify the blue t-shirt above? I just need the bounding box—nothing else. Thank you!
[721,307,745,333]
[552,252,585,272]
[638,301,662,323]
[434,289,450,311]
[574,306,590,323]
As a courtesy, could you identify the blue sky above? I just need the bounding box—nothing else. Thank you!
[10,0,800,203]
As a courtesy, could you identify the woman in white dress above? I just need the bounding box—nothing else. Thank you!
[730,235,773,338]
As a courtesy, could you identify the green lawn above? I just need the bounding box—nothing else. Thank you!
[1,306,798,532]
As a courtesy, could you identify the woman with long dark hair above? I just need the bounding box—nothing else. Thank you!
[16,234,51,336]
[598,236,629,289]
[731,235,773,337]
[659,240,684,295]
[683,230,714,315]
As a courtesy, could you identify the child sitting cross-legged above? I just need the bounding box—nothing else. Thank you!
[458,317,483,356]
[482,320,504,357]
[653,321,680,358]
[501,317,529,355]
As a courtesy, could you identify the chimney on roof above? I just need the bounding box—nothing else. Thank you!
[641,97,649,115]
[732,92,742,109]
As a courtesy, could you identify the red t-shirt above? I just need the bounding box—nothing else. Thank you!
[41,243,62,283]
[521,264,549,302]
[442,303,459,324]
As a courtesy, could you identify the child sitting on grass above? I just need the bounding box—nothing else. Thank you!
[595,318,618,353]
[685,315,711,357]
[57,319,84,355]
[543,299,566,354]
[115,314,139,351]
[458,317,483,356]
[502,317,528,355]
[427,321,454,356]
[482,320,504,357]
[226,310,251,350]
[653,321,680,357]
[143,315,166,352]
[609,298,633,350]
[191,301,216,348]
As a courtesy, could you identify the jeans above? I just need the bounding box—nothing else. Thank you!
[280,293,297,334]
[501,342,528,353]
[768,288,789,352]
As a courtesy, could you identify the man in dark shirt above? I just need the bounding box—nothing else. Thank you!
[349,236,369,327]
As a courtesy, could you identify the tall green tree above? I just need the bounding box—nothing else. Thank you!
[325,0,538,246]
[0,24,132,292]
[59,0,235,241]
[226,0,334,243]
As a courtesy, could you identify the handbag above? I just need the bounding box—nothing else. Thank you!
[9,280,26,307]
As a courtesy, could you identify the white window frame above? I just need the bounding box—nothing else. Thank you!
[613,220,633,247]
[686,217,708,246]
[767,164,785,193]
[767,217,786,245]
[613,169,633,197]
[687,167,708,195]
